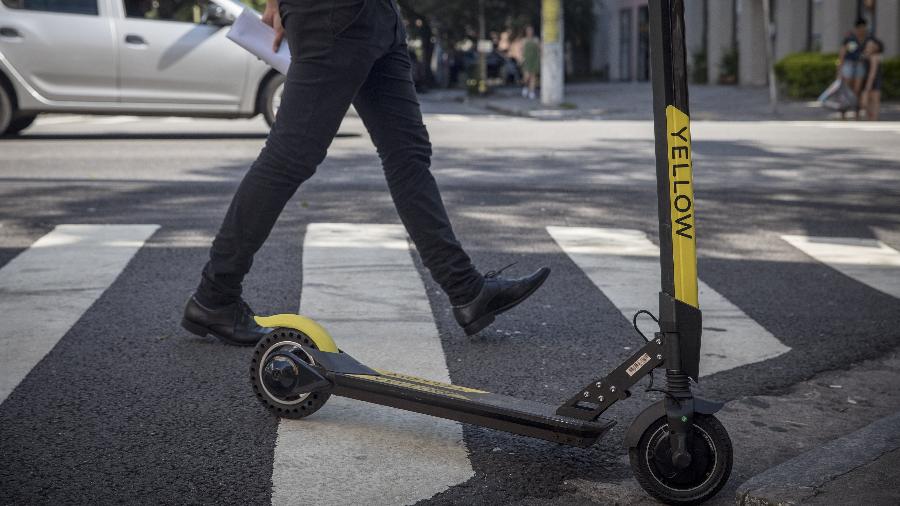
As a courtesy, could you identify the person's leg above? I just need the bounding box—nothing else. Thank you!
[351,39,550,335]
[194,1,376,308]
[351,44,483,305]
[850,72,863,120]
[840,63,854,120]
[870,90,881,121]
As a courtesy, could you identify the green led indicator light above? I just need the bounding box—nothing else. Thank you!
[680,416,688,422]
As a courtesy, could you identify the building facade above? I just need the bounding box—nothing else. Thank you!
[591,0,899,86]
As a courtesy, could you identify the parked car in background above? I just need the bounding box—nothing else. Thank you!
[0,0,284,135]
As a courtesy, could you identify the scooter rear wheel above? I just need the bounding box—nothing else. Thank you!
[629,413,732,505]
[251,328,331,419]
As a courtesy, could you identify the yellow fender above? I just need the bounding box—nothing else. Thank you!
[253,314,339,353]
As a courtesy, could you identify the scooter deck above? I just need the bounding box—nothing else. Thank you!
[330,369,615,448]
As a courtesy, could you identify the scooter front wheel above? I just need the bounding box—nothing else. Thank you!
[629,413,732,505]
[251,328,331,419]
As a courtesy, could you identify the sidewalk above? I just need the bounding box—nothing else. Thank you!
[737,412,900,505]
[425,81,900,121]
[560,349,900,505]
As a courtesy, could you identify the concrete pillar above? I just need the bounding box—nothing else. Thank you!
[738,0,768,86]
[707,0,735,84]
[608,0,622,80]
[682,0,705,80]
[774,0,810,60]
[541,0,565,105]
[820,0,858,53]
[683,0,705,56]
[876,0,899,56]
[590,0,610,75]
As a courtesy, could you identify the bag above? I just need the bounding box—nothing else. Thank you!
[818,79,858,112]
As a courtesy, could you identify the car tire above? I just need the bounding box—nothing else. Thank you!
[5,114,37,136]
[0,84,13,136]
[260,74,286,128]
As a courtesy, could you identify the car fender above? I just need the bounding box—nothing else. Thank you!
[0,52,30,110]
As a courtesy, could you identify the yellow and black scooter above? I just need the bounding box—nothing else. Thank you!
[249,1,732,504]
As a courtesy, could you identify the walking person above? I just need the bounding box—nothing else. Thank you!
[520,25,540,100]
[836,18,870,119]
[860,38,884,121]
[181,0,550,345]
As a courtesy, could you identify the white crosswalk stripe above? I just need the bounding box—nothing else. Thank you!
[270,223,473,506]
[781,235,900,299]
[547,226,791,377]
[0,224,158,404]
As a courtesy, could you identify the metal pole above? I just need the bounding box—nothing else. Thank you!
[649,0,702,381]
[541,0,564,106]
[649,0,691,303]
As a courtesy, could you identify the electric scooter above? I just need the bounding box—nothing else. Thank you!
[249,1,732,503]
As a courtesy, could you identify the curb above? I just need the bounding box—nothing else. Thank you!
[484,102,534,118]
[736,411,900,505]
[484,102,588,120]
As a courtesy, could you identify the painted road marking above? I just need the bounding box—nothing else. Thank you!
[781,235,900,299]
[271,223,472,506]
[0,224,158,404]
[431,114,471,122]
[547,226,791,377]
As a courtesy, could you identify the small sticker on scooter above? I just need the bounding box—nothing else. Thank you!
[626,353,651,376]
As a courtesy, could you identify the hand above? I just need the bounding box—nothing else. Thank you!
[262,0,284,53]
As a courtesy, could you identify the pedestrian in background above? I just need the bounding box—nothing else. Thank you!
[521,25,540,100]
[836,18,870,119]
[861,38,884,121]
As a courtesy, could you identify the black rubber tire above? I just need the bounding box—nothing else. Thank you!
[259,73,285,128]
[250,328,331,419]
[6,114,37,135]
[0,84,13,136]
[629,414,732,505]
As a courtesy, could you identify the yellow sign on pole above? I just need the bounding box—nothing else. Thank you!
[542,0,561,43]
[665,105,698,308]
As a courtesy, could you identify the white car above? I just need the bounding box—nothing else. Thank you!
[0,0,284,135]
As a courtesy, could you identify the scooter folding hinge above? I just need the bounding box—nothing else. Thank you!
[264,351,333,397]
[556,337,666,420]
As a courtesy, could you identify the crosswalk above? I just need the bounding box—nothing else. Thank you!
[781,235,900,299]
[1,222,898,504]
[272,224,472,506]
[547,227,791,377]
[0,224,158,404]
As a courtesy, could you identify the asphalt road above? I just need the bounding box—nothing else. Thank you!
[1,101,899,505]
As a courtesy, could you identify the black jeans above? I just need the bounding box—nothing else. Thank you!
[196,0,483,307]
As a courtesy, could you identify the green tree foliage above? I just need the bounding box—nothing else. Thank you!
[775,52,898,100]
[774,52,837,98]
[245,0,265,12]
[881,57,900,100]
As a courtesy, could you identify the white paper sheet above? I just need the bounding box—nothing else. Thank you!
[226,8,290,75]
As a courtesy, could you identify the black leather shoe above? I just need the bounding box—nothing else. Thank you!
[453,264,551,336]
[181,296,273,346]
